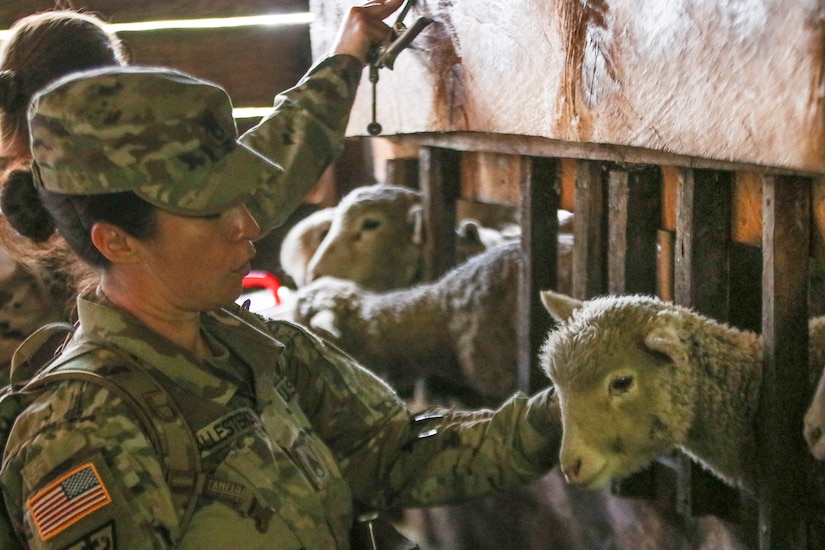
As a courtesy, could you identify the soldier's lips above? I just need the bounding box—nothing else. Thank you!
[233,262,252,276]
[233,248,256,276]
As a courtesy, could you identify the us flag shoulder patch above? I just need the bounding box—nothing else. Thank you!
[28,462,112,541]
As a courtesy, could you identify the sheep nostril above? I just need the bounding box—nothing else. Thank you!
[809,427,823,445]
[562,458,583,483]
[571,458,582,477]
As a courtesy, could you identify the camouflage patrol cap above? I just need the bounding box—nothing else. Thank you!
[28,65,282,216]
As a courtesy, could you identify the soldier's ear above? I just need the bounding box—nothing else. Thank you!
[90,222,140,263]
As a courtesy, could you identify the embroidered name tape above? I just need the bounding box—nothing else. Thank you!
[196,407,261,453]
[28,462,112,541]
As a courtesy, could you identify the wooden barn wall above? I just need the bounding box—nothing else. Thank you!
[0,1,312,116]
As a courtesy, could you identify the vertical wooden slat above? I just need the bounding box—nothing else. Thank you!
[384,157,420,189]
[811,178,825,317]
[608,170,630,294]
[607,167,661,295]
[657,230,675,301]
[419,147,460,281]
[729,242,763,333]
[605,166,661,500]
[673,168,742,519]
[517,157,561,393]
[333,138,375,200]
[759,175,811,550]
[674,169,732,319]
[572,160,607,299]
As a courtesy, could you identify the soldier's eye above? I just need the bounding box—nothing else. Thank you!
[608,375,634,396]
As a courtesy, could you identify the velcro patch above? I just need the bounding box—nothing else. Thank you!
[61,520,116,550]
[28,462,112,541]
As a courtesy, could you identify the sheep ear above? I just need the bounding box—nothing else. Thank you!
[643,312,687,364]
[408,204,424,245]
[457,219,484,246]
[540,290,582,322]
[308,310,341,340]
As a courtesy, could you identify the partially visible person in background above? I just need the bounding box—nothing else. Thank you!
[0,10,127,373]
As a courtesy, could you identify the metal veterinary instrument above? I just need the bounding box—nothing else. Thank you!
[366,0,432,136]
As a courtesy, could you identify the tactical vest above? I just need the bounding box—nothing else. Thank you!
[0,321,272,549]
[0,313,417,550]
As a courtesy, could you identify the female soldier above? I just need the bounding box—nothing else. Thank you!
[0,1,561,548]
[0,10,127,372]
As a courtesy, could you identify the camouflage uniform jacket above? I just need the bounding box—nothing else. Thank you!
[0,54,562,549]
[0,285,561,549]
[240,54,365,234]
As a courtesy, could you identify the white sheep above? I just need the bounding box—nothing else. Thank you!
[295,242,522,402]
[305,184,426,291]
[802,317,825,459]
[539,290,825,494]
[303,184,521,291]
[278,207,335,287]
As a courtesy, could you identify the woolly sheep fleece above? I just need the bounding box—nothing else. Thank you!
[295,242,521,402]
[279,207,335,287]
[305,184,426,291]
[301,183,518,292]
[539,291,772,493]
[803,316,825,459]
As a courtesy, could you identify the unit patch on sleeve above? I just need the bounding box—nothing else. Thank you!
[60,520,116,550]
[28,462,112,541]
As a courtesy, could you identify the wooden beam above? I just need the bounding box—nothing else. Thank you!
[674,169,733,320]
[812,178,825,317]
[460,152,521,205]
[733,171,763,246]
[607,167,661,295]
[604,165,662,501]
[384,157,420,189]
[657,230,675,301]
[673,168,743,519]
[572,160,607,299]
[312,0,825,174]
[0,1,309,27]
[420,147,460,281]
[123,25,311,108]
[395,133,819,177]
[759,175,811,550]
[517,157,560,394]
[559,158,576,212]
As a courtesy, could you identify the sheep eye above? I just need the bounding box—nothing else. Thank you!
[362,218,381,231]
[608,375,634,396]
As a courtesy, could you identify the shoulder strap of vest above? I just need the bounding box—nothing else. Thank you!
[22,338,205,542]
[11,321,275,540]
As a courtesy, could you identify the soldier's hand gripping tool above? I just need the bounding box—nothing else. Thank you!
[366,0,431,136]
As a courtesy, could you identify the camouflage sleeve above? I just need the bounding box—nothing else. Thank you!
[0,381,179,549]
[264,320,562,509]
[239,54,364,234]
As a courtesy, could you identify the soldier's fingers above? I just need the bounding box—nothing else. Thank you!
[359,0,405,20]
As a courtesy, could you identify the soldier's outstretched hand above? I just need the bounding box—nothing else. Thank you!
[330,0,405,62]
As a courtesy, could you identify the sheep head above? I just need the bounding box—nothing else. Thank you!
[279,207,335,287]
[306,185,424,291]
[539,291,699,490]
[294,277,363,341]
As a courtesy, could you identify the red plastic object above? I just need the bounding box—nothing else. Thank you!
[242,270,281,305]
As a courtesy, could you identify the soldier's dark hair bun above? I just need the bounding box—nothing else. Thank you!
[1,168,56,242]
